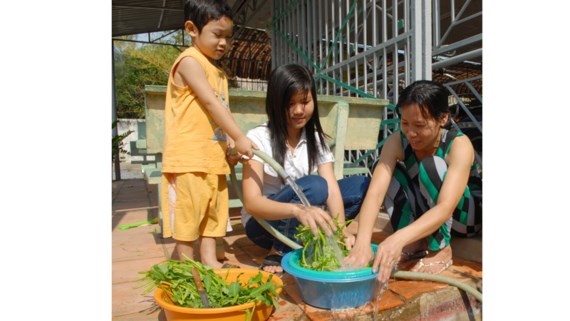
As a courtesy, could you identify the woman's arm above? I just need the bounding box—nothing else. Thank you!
[344,134,401,267]
[242,159,337,236]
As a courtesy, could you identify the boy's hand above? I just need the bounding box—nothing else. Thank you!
[234,136,258,159]
[225,146,241,166]
[225,137,239,166]
[227,136,235,148]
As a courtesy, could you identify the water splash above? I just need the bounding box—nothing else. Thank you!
[373,279,389,321]
[330,307,360,320]
[329,285,361,320]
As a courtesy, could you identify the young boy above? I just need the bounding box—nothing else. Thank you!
[161,0,257,268]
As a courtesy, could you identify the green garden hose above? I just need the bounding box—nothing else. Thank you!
[393,270,482,302]
[231,149,482,302]
[229,153,302,250]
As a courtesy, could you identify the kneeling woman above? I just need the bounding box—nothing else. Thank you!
[344,80,482,283]
[240,64,370,275]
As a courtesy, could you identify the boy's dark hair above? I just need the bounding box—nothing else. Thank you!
[396,80,451,128]
[184,0,233,32]
[265,64,329,173]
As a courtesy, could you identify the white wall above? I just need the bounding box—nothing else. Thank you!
[116,119,144,162]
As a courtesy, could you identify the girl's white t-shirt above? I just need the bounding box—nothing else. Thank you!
[240,123,334,226]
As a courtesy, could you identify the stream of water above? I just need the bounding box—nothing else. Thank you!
[372,280,389,321]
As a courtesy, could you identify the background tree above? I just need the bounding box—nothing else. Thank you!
[113,35,183,119]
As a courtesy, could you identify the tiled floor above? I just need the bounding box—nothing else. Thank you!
[112,178,482,321]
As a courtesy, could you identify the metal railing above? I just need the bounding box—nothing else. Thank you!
[271,0,481,174]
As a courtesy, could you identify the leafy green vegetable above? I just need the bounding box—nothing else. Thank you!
[295,216,351,271]
[136,259,281,309]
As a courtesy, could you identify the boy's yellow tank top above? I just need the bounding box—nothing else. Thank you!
[162,46,230,174]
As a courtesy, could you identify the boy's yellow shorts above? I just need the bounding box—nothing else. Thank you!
[160,172,229,241]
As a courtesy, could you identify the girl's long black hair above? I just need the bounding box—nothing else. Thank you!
[265,64,329,173]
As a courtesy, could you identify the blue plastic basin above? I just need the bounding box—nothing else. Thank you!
[282,244,378,309]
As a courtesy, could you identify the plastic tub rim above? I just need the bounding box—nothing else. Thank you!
[282,244,378,282]
[155,287,257,314]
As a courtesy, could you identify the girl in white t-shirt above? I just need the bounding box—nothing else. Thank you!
[240,64,370,275]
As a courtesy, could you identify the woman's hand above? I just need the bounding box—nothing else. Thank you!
[343,241,374,269]
[294,205,337,237]
[371,235,405,283]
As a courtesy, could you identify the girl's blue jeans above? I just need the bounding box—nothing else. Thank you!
[244,175,371,254]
